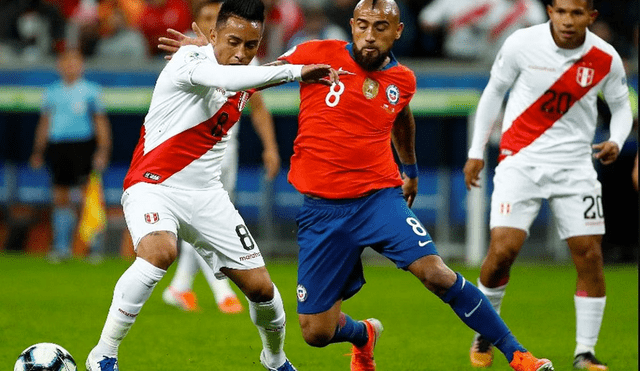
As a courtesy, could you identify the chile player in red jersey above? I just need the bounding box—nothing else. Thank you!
[161,0,554,369]
[277,1,553,370]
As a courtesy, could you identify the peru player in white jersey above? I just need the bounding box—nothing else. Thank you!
[84,1,341,370]
[464,0,633,369]
[161,0,281,316]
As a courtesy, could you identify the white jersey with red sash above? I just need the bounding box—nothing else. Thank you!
[491,22,628,168]
[122,45,302,191]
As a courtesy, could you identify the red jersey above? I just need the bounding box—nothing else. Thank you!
[280,40,416,199]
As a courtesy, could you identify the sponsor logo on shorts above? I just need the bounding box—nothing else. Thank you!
[499,202,512,215]
[143,172,162,181]
[296,284,307,302]
[144,212,159,224]
[585,220,604,226]
[239,252,262,261]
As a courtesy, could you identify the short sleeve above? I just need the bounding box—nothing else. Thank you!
[601,50,630,104]
[278,40,316,65]
[489,32,521,86]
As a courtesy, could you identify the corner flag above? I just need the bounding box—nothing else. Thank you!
[78,171,107,244]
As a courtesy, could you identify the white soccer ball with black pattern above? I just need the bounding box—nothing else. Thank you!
[14,343,77,371]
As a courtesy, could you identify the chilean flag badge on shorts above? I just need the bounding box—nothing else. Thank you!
[576,67,594,87]
[144,212,159,224]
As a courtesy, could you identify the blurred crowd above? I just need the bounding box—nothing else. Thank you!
[0,0,637,69]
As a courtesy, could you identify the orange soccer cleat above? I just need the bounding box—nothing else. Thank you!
[217,296,244,314]
[162,286,200,312]
[573,352,608,370]
[509,351,554,371]
[470,335,494,368]
[350,318,383,371]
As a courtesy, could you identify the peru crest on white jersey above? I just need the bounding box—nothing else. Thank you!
[492,22,629,167]
[123,45,252,190]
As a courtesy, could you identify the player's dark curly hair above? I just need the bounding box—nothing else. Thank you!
[216,0,265,29]
[552,0,594,9]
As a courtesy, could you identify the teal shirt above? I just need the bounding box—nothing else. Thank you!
[42,79,105,143]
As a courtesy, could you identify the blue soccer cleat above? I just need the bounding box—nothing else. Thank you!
[85,348,120,371]
[260,350,298,371]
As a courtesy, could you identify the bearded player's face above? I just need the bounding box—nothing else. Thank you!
[350,0,403,71]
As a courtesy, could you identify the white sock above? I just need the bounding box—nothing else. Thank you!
[475,280,507,339]
[574,295,606,356]
[93,257,166,357]
[248,284,287,368]
[169,241,199,292]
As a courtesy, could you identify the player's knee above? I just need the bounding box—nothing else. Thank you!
[244,281,274,303]
[573,243,603,266]
[300,323,333,347]
[491,246,519,267]
[137,231,178,270]
[488,234,520,266]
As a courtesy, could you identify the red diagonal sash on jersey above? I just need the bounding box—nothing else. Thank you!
[498,46,612,162]
[123,91,251,190]
[489,0,528,40]
[449,4,492,32]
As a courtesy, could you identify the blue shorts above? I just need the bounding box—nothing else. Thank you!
[295,187,438,314]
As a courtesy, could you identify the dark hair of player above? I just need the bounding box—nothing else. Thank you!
[552,0,594,10]
[216,0,265,29]
[193,0,224,19]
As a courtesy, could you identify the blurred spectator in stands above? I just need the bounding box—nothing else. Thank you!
[258,0,304,61]
[98,0,191,57]
[0,0,66,63]
[95,6,148,60]
[65,0,101,56]
[419,0,546,63]
[287,3,348,50]
[29,49,112,263]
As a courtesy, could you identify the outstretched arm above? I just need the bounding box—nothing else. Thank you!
[391,105,418,208]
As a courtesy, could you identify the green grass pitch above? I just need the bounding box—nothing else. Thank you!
[1,254,637,370]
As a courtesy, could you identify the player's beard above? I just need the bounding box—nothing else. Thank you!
[353,45,388,71]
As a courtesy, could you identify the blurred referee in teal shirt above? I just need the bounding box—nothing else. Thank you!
[29,49,112,263]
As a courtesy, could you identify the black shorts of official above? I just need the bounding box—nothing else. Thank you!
[46,139,96,187]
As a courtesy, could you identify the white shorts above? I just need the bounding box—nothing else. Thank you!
[121,182,265,275]
[490,163,605,240]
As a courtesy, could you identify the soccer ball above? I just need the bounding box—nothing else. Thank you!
[14,343,77,371]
